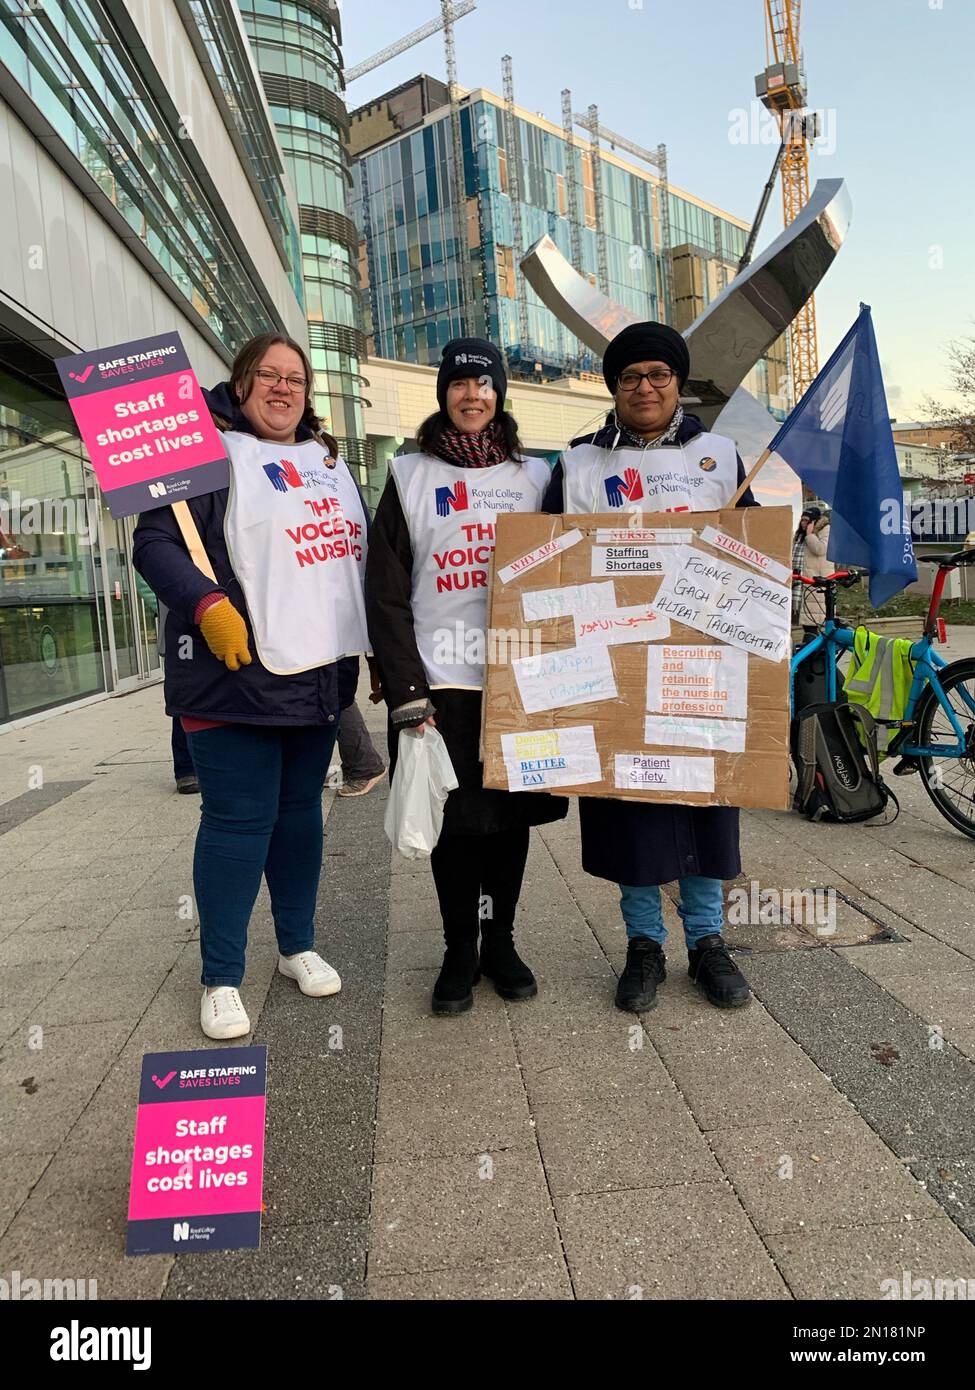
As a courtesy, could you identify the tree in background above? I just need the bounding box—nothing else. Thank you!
[922,326,975,452]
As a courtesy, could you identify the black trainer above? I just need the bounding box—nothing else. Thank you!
[615,938,666,1012]
[432,943,481,1015]
[479,929,537,1000]
[688,934,751,1008]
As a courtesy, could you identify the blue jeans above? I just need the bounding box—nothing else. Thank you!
[619,877,725,949]
[186,724,338,987]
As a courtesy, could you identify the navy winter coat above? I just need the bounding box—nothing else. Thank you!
[542,412,758,887]
[131,383,359,726]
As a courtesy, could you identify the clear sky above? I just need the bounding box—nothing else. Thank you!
[341,0,975,420]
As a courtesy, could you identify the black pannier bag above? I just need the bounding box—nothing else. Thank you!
[791,701,893,824]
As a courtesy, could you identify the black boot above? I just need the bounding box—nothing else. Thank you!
[688,934,751,1008]
[615,938,666,1012]
[432,935,480,1015]
[479,924,537,1000]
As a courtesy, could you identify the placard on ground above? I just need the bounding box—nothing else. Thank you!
[482,507,793,812]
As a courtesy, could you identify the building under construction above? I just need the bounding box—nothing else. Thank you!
[348,73,791,418]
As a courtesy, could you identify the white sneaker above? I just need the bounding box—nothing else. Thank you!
[200,987,251,1040]
[278,951,342,997]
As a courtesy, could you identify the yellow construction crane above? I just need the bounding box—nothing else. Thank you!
[755,0,820,399]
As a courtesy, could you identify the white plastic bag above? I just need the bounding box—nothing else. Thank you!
[383,726,459,859]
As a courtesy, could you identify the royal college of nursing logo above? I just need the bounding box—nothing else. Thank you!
[435,480,469,517]
[263,458,304,491]
[698,456,717,472]
[604,466,644,508]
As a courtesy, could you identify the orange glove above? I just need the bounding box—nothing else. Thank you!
[199,598,252,671]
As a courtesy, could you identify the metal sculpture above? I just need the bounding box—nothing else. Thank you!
[520,177,851,427]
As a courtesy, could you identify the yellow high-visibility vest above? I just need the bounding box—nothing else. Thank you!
[843,627,915,756]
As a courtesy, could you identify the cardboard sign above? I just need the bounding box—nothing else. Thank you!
[482,507,793,811]
[126,1045,267,1256]
[57,331,228,518]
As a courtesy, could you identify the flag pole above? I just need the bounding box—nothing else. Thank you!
[727,445,773,507]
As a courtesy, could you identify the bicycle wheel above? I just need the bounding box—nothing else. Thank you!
[915,658,975,838]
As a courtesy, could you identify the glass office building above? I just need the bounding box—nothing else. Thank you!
[238,0,371,483]
[0,0,306,722]
[350,79,786,412]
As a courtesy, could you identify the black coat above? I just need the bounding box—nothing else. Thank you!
[131,384,360,726]
[367,472,568,837]
[542,412,757,887]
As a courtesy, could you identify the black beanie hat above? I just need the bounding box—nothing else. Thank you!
[602,321,690,394]
[436,337,507,414]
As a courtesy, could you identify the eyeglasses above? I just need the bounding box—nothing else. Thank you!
[255,368,307,392]
[618,369,675,391]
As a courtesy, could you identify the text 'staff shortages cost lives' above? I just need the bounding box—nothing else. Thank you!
[126,1045,267,1256]
[57,331,228,518]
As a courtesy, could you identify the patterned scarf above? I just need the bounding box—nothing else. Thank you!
[614,403,685,450]
[431,419,508,468]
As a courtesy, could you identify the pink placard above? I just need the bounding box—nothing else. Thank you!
[57,331,229,518]
[128,1094,266,1221]
[70,370,223,489]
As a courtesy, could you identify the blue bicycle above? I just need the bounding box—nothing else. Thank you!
[790,545,975,838]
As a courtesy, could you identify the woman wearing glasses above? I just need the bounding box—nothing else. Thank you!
[134,332,370,1039]
[544,321,759,1016]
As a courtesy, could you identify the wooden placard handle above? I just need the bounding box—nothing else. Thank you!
[172,500,217,583]
[728,445,772,507]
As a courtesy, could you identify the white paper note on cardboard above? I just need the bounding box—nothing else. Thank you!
[644,714,747,753]
[501,725,602,789]
[497,528,583,584]
[522,581,616,623]
[646,644,748,719]
[698,526,792,586]
[651,545,791,662]
[595,528,694,545]
[512,643,617,714]
[574,605,672,646]
[591,545,669,577]
[614,753,715,793]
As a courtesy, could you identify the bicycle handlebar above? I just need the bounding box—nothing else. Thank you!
[792,570,863,588]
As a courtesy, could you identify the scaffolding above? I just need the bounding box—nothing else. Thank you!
[560,88,583,272]
[573,112,674,324]
[582,105,609,296]
[501,56,531,365]
[441,0,472,336]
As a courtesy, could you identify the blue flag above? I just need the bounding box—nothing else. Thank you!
[768,303,917,607]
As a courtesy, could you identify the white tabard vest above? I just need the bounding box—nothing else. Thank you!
[390,451,550,689]
[562,431,740,515]
[223,432,370,675]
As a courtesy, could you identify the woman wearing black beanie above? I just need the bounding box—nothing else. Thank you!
[544,321,759,1016]
[367,338,568,1014]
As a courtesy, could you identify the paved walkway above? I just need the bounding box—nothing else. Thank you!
[1,631,974,1300]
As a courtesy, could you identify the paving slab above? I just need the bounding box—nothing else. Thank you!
[556,1182,792,1300]
[909,1157,975,1244]
[709,1118,941,1236]
[0,1186,172,1301]
[367,1254,573,1300]
[766,1217,975,1300]
[648,1008,855,1132]
[375,1068,535,1162]
[0,1152,52,1241]
[165,1218,367,1301]
[746,950,975,1163]
[368,1149,561,1278]
[533,1092,723,1196]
